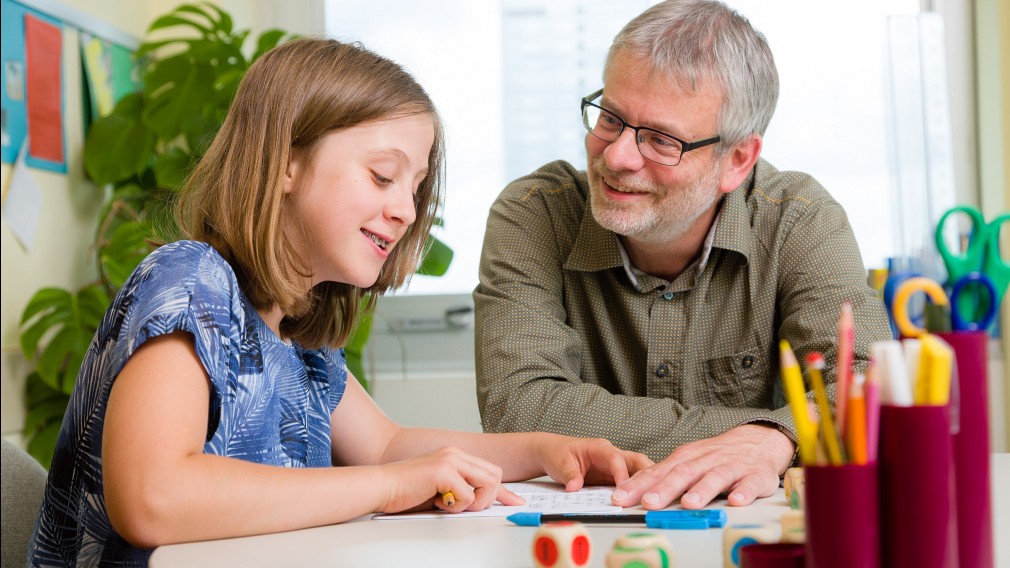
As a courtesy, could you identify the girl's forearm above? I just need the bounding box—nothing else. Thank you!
[108,455,388,548]
[380,428,552,481]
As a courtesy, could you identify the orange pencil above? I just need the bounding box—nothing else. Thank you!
[835,302,854,438]
[846,374,867,465]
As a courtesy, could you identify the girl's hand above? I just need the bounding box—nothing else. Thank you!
[376,446,524,514]
[539,436,654,492]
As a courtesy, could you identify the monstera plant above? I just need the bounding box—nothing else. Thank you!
[18,3,452,467]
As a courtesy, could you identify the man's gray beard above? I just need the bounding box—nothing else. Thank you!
[589,159,722,243]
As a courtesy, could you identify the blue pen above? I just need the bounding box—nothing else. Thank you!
[506,510,727,530]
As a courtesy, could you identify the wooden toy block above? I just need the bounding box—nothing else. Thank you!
[605,532,674,568]
[532,521,592,568]
[722,524,778,568]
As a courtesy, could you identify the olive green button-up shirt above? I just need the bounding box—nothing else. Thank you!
[474,159,892,461]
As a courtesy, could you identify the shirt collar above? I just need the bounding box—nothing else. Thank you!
[710,161,759,262]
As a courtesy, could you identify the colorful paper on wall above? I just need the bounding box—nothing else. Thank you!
[0,0,66,172]
[25,13,63,166]
[80,33,141,126]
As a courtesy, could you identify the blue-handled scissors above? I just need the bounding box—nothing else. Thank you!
[948,272,998,332]
[934,206,1009,326]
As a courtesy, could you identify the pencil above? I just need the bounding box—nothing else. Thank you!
[805,352,845,466]
[865,360,881,462]
[780,341,818,465]
[846,374,867,465]
[442,491,455,508]
[835,302,854,437]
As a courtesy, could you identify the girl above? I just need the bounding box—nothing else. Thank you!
[27,38,651,566]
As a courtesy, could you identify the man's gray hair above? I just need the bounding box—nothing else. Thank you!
[605,0,779,149]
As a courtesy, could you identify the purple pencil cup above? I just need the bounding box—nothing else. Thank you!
[804,463,880,568]
[937,330,993,568]
[879,404,959,568]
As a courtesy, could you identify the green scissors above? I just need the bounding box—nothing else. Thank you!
[934,206,1010,319]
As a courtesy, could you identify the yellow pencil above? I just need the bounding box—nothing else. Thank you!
[805,352,845,466]
[780,341,818,465]
[916,334,953,405]
[442,491,455,508]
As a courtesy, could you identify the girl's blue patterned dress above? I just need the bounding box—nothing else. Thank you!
[27,240,347,567]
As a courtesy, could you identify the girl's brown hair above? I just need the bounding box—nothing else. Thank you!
[176,38,445,349]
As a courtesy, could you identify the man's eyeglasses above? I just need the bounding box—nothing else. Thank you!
[581,89,721,167]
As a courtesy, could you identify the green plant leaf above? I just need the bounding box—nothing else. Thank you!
[147,14,212,37]
[78,286,111,330]
[84,94,156,185]
[20,284,103,391]
[253,29,288,60]
[26,421,62,470]
[344,302,374,391]
[195,2,234,36]
[416,235,454,276]
[24,375,68,431]
[144,52,197,98]
[24,371,69,469]
[36,328,80,390]
[101,221,155,289]
[20,288,75,358]
[154,147,193,189]
[145,62,216,139]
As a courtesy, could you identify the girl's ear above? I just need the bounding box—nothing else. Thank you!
[283,151,301,194]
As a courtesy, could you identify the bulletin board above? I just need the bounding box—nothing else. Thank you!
[1,0,141,172]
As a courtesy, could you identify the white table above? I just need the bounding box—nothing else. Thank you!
[151,454,1009,568]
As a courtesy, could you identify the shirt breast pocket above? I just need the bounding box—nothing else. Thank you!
[703,347,769,408]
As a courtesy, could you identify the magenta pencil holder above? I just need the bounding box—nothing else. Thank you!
[803,463,880,568]
[937,330,994,568]
[879,405,958,568]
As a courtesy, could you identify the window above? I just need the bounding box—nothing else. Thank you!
[324,0,928,297]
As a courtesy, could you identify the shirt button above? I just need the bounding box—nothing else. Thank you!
[656,363,670,378]
[663,291,675,300]
[741,355,755,369]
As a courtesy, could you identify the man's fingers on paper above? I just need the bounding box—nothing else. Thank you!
[725,473,763,506]
[680,466,737,509]
[611,459,683,508]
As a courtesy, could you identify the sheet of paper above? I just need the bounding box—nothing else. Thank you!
[3,139,42,250]
[373,481,622,520]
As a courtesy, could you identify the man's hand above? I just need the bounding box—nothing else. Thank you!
[611,424,794,509]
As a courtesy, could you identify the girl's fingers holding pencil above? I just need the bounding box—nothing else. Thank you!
[377,445,505,514]
[493,484,525,507]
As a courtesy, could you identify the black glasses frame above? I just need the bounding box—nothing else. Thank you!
[580,89,721,166]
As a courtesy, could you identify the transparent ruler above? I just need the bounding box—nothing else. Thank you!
[885,12,957,280]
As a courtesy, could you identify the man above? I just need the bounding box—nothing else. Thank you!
[473,0,892,510]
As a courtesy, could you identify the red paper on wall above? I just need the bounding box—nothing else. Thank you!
[25,14,63,164]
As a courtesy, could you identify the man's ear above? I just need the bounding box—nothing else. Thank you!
[718,134,762,194]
